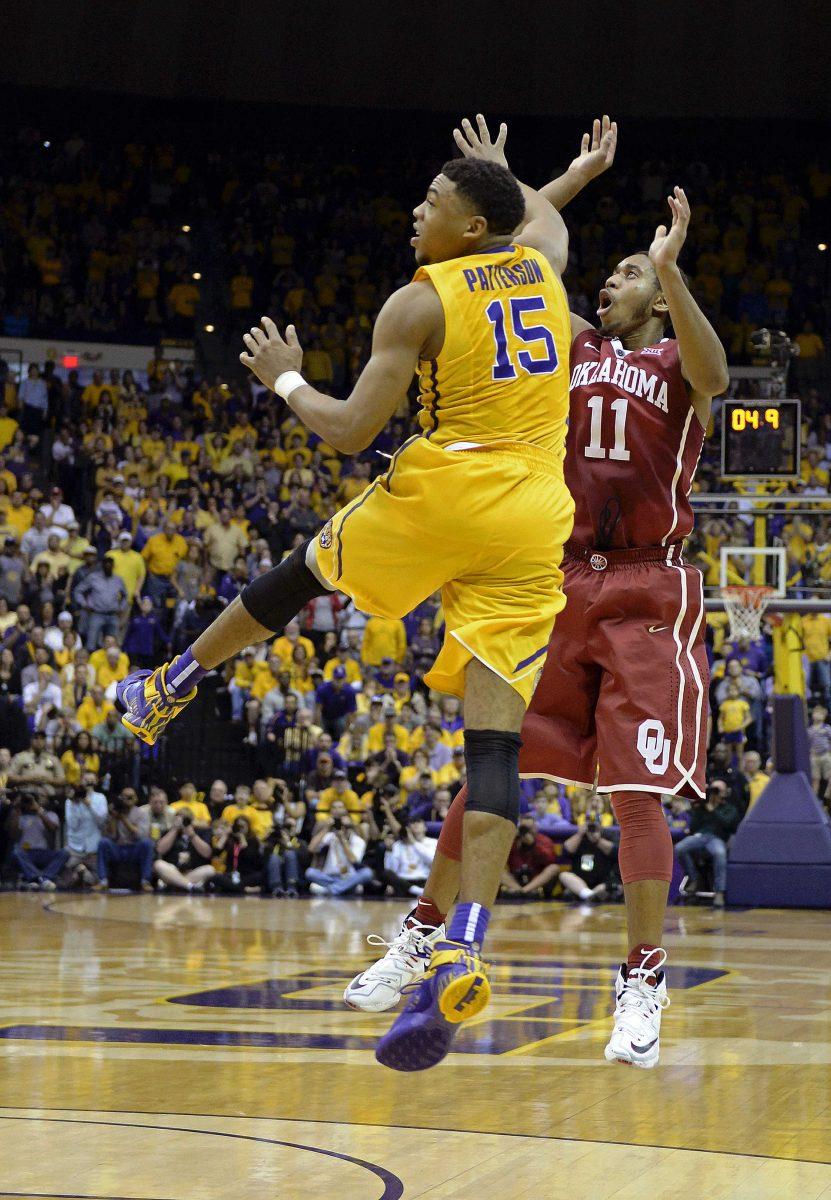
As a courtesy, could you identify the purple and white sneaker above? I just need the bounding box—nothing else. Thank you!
[115,662,196,746]
[375,940,490,1072]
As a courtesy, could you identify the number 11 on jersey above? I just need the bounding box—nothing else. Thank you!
[584,394,631,461]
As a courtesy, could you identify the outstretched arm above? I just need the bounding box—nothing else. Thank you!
[240,281,440,455]
[649,187,730,401]
[453,114,569,274]
[539,115,618,211]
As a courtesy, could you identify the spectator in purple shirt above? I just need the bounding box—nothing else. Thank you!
[123,596,166,667]
[723,635,770,678]
[314,666,357,739]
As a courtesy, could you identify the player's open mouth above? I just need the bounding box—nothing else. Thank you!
[597,288,613,316]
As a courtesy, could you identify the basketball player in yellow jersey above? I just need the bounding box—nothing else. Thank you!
[116,114,597,1071]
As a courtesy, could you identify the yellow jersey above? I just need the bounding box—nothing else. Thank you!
[413,243,570,454]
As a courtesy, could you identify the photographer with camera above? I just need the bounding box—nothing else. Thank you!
[94,787,155,892]
[559,819,618,903]
[501,816,561,899]
[383,813,437,898]
[305,798,374,896]
[134,786,176,842]
[263,814,303,898]
[153,807,215,892]
[211,815,266,894]
[675,778,740,909]
[10,788,68,891]
[63,769,108,887]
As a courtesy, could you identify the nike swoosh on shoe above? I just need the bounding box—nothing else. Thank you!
[630,1037,658,1054]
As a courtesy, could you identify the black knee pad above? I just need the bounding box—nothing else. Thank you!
[463,728,522,825]
[241,540,329,632]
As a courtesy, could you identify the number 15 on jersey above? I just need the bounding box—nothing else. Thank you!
[486,296,560,380]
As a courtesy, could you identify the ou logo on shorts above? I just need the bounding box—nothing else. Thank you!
[637,719,671,775]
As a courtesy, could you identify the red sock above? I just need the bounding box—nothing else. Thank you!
[627,943,664,986]
[412,897,446,928]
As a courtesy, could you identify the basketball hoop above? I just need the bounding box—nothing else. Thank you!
[721,585,776,641]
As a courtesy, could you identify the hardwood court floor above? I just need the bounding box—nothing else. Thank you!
[0,892,830,1200]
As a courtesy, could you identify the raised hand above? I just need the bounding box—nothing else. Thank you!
[649,186,691,269]
[452,114,509,169]
[240,316,304,390]
[568,114,618,182]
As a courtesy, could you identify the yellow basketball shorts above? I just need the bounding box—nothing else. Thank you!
[314,437,574,705]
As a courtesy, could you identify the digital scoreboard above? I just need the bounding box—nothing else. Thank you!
[720,398,801,480]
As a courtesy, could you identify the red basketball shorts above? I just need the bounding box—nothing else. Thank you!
[520,543,709,800]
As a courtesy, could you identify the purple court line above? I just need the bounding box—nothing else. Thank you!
[0,1115,403,1200]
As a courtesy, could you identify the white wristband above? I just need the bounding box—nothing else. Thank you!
[274,371,307,401]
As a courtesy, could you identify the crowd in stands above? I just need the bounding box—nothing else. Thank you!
[0,127,829,904]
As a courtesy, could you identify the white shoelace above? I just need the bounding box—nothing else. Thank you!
[365,925,433,977]
[614,947,671,1032]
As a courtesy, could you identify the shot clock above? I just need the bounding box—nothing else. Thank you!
[721,398,801,480]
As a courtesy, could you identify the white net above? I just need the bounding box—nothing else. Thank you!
[721,586,775,641]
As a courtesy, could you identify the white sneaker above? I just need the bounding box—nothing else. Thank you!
[604,948,670,1070]
[343,917,446,1012]
[308,882,328,896]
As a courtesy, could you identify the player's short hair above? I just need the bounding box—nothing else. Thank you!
[633,251,690,291]
[441,159,525,236]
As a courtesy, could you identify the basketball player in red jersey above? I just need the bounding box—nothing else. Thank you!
[349,116,729,1072]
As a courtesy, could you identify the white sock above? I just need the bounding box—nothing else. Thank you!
[578,886,593,900]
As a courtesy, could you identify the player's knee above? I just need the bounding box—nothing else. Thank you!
[463,729,522,825]
[612,790,674,884]
[241,540,329,632]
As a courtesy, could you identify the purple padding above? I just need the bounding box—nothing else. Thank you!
[730,773,831,864]
[732,822,831,863]
[772,694,811,774]
[727,864,831,908]
[740,772,830,824]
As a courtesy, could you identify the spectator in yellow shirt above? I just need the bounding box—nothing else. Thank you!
[76,685,114,731]
[81,371,106,409]
[30,533,73,581]
[59,731,101,786]
[390,672,412,712]
[361,615,406,667]
[141,520,187,606]
[229,647,259,721]
[324,645,362,685]
[245,779,278,841]
[219,784,262,834]
[315,771,365,824]
[802,613,831,706]
[4,492,34,537]
[107,532,146,603]
[170,781,212,827]
[167,277,200,327]
[0,406,18,451]
[89,637,129,678]
[436,744,467,788]
[400,748,439,794]
[250,655,283,702]
[204,508,249,575]
[718,683,752,759]
[272,620,315,668]
[800,449,829,490]
[367,706,411,754]
[742,751,770,811]
[95,643,131,696]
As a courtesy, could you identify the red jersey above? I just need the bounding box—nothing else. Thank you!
[566,331,705,550]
